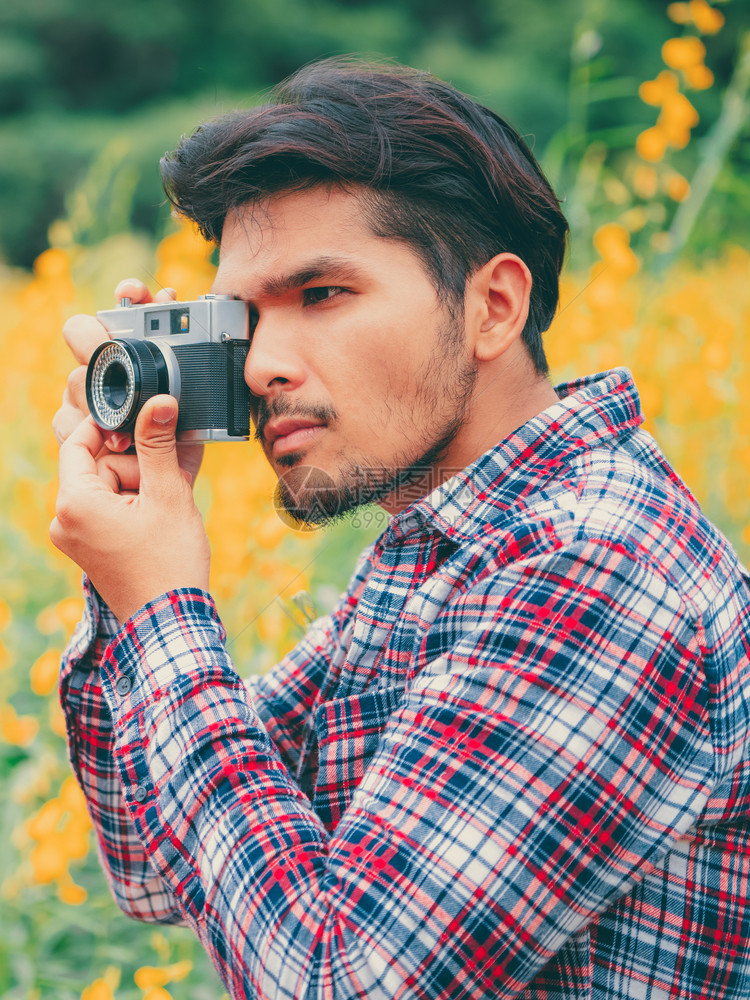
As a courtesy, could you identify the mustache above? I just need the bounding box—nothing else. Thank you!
[253,396,338,444]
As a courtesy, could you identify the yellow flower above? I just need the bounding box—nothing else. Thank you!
[684,63,714,89]
[26,798,64,841]
[59,774,88,812]
[60,813,92,860]
[253,511,291,550]
[700,338,732,373]
[81,978,116,1000]
[24,776,92,886]
[36,596,84,636]
[30,648,62,696]
[134,960,191,989]
[143,989,173,1000]
[149,931,171,963]
[650,231,673,253]
[667,1,692,24]
[0,638,12,672]
[49,696,68,738]
[30,837,68,884]
[80,968,120,999]
[133,966,169,989]
[688,0,725,34]
[163,960,192,982]
[634,378,663,422]
[668,0,725,33]
[0,703,39,746]
[662,36,707,70]
[155,221,216,300]
[33,246,72,282]
[620,207,649,232]
[57,872,88,905]
[658,92,700,148]
[0,598,12,630]
[665,172,691,202]
[636,126,668,162]
[592,223,640,279]
[639,70,680,106]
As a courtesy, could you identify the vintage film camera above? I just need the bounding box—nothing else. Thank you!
[85,295,251,442]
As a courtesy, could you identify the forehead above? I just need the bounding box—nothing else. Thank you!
[212,184,440,305]
[217,187,374,275]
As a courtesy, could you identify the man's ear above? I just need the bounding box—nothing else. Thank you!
[465,253,532,362]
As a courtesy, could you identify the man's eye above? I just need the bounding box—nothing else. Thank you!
[303,286,345,305]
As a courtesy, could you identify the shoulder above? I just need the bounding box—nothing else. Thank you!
[471,430,743,609]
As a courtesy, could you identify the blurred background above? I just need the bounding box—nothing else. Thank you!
[1,1,748,997]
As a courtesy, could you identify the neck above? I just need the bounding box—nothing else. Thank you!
[380,348,560,515]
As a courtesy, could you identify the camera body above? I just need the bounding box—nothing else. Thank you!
[86,295,251,442]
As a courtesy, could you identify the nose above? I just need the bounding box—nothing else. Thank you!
[243,317,307,399]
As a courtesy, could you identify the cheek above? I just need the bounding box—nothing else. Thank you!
[323,297,447,419]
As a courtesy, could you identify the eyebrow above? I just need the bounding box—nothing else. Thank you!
[257,256,367,299]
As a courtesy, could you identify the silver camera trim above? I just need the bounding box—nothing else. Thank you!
[88,342,137,430]
[91,295,250,442]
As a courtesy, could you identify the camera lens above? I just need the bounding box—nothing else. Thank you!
[86,339,169,432]
[102,361,130,410]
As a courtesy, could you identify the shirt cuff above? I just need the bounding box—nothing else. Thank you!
[60,574,123,692]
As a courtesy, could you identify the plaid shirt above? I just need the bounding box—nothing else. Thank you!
[61,369,750,999]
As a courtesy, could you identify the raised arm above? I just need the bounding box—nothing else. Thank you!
[90,539,718,998]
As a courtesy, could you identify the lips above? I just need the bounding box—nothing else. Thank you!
[264,417,326,457]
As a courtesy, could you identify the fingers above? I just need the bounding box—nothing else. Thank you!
[176,441,204,485]
[52,367,88,446]
[114,279,177,305]
[114,278,151,304]
[133,396,185,502]
[52,364,129,451]
[96,452,141,494]
[65,365,88,413]
[58,416,106,487]
[62,313,110,365]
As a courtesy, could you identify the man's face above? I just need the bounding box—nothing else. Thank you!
[212,186,478,522]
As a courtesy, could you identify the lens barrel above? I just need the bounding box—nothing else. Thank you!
[86,339,170,432]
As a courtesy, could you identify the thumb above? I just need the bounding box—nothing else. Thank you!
[134,395,183,499]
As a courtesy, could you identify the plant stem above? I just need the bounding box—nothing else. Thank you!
[662,34,750,267]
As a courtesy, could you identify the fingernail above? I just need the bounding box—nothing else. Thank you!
[153,404,176,424]
[109,433,128,450]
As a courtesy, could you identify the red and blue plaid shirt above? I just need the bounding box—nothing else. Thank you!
[61,369,750,999]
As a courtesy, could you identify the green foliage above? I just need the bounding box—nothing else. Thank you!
[1,0,748,266]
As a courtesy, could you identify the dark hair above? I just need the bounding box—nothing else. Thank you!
[161,58,568,375]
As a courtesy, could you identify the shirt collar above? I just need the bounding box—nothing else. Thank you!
[384,368,643,546]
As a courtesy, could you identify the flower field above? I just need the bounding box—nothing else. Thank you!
[2,226,748,1000]
[1,4,748,997]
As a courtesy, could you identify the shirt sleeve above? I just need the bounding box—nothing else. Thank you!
[59,565,361,924]
[59,575,184,923]
[95,538,717,999]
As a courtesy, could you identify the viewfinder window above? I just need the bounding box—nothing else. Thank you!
[170,309,190,335]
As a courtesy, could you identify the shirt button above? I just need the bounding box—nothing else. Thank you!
[133,786,148,803]
[116,675,132,696]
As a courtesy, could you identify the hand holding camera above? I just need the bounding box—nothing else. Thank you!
[53,280,207,489]
[50,280,227,621]
[51,390,211,623]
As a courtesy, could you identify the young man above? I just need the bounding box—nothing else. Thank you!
[52,60,750,999]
